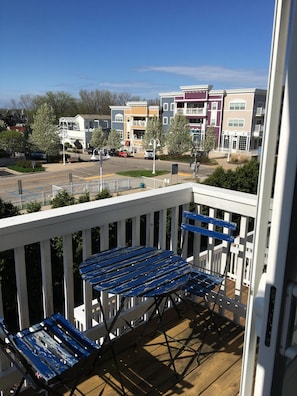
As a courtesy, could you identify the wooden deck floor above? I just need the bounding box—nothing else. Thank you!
[65,302,244,396]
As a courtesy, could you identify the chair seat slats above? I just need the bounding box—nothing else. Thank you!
[44,314,99,357]
[183,270,223,297]
[0,313,101,391]
[11,335,58,381]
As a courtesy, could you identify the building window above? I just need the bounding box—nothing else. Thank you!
[189,118,203,124]
[211,102,218,110]
[170,102,175,111]
[192,130,204,143]
[163,116,168,125]
[163,103,168,111]
[133,130,145,140]
[211,117,216,126]
[239,136,247,150]
[228,119,244,127]
[115,114,123,122]
[223,135,230,150]
[229,101,246,111]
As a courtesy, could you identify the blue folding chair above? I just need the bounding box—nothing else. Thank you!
[0,313,101,395]
[180,210,236,362]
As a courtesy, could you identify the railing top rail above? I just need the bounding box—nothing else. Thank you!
[0,184,193,251]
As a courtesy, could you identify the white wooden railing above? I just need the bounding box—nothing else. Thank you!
[0,182,264,393]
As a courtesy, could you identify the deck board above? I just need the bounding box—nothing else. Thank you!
[61,302,244,396]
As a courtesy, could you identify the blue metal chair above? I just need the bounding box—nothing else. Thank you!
[180,210,236,362]
[0,312,101,395]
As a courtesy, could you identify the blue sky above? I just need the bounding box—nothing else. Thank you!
[0,0,275,108]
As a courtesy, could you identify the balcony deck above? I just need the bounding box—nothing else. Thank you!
[68,301,245,396]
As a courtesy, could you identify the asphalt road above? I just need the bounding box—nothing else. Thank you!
[0,155,215,202]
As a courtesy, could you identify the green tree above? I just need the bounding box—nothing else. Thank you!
[0,130,25,156]
[78,89,116,114]
[0,120,6,132]
[20,92,78,123]
[166,115,192,155]
[29,103,60,157]
[203,127,216,156]
[203,160,259,194]
[107,129,122,149]
[90,126,106,149]
[143,116,164,150]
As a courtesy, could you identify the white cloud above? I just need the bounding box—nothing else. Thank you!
[139,65,268,88]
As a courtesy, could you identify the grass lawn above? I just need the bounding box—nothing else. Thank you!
[116,170,169,178]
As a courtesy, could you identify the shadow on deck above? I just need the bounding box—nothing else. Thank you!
[64,302,244,396]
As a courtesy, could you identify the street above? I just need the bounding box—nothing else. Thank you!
[0,155,216,203]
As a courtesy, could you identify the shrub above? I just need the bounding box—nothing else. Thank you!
[94,189,112,200]
[77,192,90,203]
[25,201,42,213]
[9,160,44,173]
[51,189,75,208]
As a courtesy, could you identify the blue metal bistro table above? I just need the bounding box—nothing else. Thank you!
[79,245,191,385]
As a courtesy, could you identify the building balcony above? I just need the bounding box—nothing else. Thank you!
[176,107,207,116]
[0,183,263,394]
[255,107,265,116]
[253,124,264,136]
[131,120,147,127]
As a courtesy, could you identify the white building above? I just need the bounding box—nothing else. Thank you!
[58,114,111,150]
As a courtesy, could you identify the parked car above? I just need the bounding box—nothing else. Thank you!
[144,149,157,159]
[118,150,131,157]
[30,151,47,160]
[108,148,119,156]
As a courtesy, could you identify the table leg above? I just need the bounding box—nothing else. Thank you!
[97,294,126,395]
[153,296,179,378]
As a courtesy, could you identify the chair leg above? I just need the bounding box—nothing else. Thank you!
[195,295,223,365]
[9,376,25,395]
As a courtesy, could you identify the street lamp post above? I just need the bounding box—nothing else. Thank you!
[91,148,103,192]
[190,144,201,178]
[59,123,67,165]
[62,124,67,165]
[149,138,160,175]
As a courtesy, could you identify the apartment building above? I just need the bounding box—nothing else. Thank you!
[110,101,160,153]
[160,85,225,151]
[220,89,266,157]
[160,85,266,156]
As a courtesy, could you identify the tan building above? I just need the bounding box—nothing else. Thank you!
[220,88,266,158]
[110,101,160,152]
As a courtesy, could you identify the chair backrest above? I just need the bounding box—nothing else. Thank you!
[181,211,236,243]
[181,210,236,272]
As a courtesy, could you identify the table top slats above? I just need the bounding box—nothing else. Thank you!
[80,247,171,280]
[95,255,189,296]
[79,246,153,274]
[79,246,190,297]
[85,251,179,290]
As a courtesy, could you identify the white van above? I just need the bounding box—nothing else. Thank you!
[144,149,156,159]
